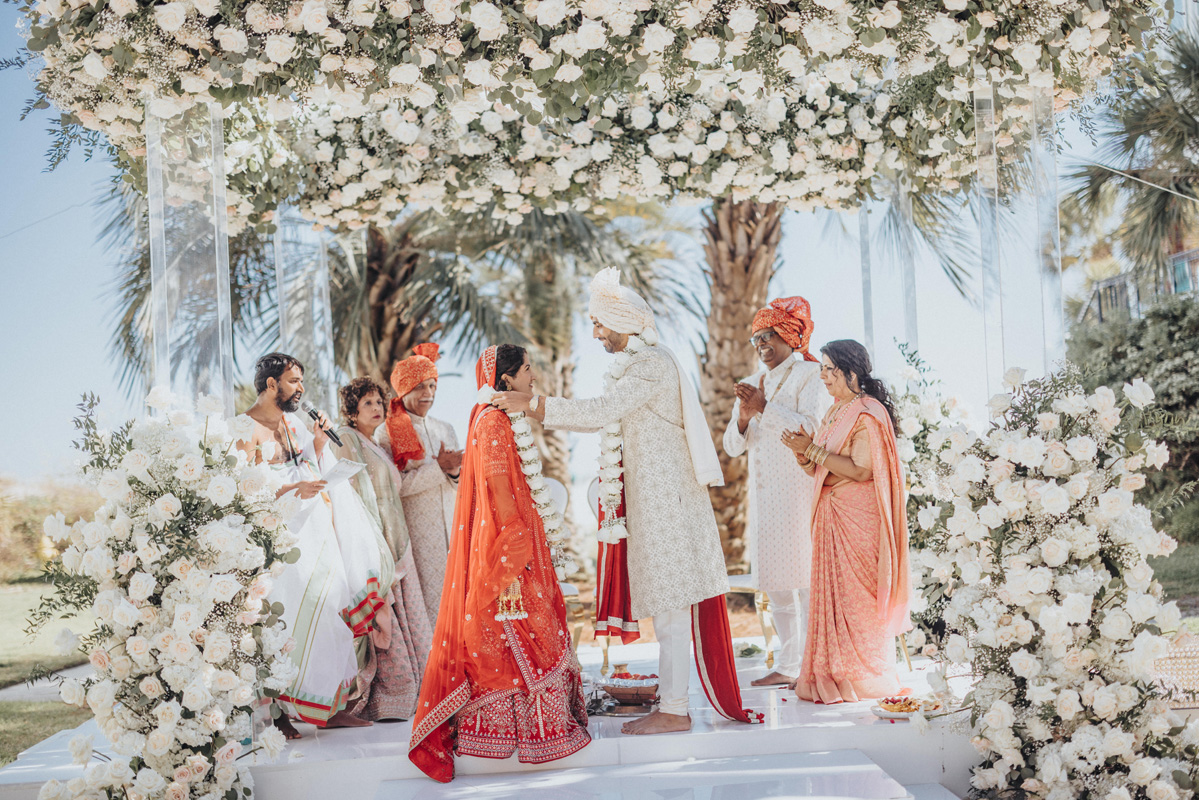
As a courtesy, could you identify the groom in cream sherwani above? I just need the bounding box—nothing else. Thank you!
[494,268,730,735]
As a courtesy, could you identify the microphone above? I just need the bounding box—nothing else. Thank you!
[300,401,344,447]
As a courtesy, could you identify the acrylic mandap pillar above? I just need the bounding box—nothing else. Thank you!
[973,80,1065,394]
[146,99,235,415]
[274,215,338,413]
[858,175,920,378]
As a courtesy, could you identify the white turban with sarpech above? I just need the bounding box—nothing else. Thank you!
[588,267,656,335]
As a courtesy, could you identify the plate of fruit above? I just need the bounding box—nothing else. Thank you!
[870,696,943,719]
[600,672,659,705]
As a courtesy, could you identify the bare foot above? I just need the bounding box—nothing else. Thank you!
[787,679,797,691]
[327,710,373,728]
[621,710,692,735]
[273,715,303,740]
[751,671,794,687]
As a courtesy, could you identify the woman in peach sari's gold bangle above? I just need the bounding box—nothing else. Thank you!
[781,339,912,705]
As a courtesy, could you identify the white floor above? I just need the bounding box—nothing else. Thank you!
[0,639,979,800]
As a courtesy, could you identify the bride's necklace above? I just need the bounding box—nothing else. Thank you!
[597,329,658,543]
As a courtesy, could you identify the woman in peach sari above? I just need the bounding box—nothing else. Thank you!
[782,339,911,705]
[408,345,590,783]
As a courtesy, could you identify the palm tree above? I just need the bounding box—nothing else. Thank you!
[696,199,782,565]
[1065,24,1199,288]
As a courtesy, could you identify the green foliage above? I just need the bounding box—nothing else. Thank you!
[1067,294,1199,542]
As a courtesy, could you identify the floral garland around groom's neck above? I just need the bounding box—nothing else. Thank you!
[597,328,658,544]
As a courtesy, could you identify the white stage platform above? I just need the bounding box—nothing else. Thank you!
[0,640,979,800]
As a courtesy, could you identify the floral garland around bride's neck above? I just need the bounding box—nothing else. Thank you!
[475,384,576,589]
[597,328,658,544]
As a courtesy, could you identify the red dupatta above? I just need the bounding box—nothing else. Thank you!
[811,395,911,637]
[408,348,577,781]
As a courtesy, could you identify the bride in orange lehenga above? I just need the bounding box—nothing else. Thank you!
[408,345,590,783]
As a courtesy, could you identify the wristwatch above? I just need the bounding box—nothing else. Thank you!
[529,395,540,412]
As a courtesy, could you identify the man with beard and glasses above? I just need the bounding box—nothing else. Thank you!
[239,353,393,738]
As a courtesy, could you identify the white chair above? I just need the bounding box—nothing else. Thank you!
[548,477,587,652]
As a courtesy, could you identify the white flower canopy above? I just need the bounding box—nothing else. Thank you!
[21,0,1165,232]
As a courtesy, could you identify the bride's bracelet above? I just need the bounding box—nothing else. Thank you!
[805,443,830,466]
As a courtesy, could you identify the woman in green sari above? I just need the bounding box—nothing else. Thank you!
[334,377,434,720]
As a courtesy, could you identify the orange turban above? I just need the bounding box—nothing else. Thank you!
[752,297,817,362]
[386,343,441,470]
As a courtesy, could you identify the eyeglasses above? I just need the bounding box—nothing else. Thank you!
[749,331,776,347]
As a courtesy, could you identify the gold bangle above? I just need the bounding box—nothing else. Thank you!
[815,447,830,466]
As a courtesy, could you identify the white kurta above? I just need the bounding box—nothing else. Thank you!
[723,355,828,592]
[543,346,729,620]
[376,414,459,628]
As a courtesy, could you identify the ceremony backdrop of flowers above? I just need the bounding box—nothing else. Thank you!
[917,367,1199,799]
[13,0,1168,231]
[887,344,976,656]
[32,392,299,800]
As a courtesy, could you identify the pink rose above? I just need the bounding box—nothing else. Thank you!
[89,648,112,670]
[215,742,241,765]
[166,781,187,800]
[173,766,192,784]
[186,755,210,779]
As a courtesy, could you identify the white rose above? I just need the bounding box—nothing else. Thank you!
[205,476,238,507]
[1123,378,1155,409]
[1098,488,1133,519]
[68,734,93,765]
[1126,592,1159,623]
[1011,42,1042,72]
[1055,689,1082,720]
[1145,441,1170,470]
[982,699,1014,731]
[140,675,164,698]
[1099,609,1133,640]
[60,680,86,706]
[1008,650,1041,679]
[1039,536,1070,567]
[1147,782,1179,800]
[1038,485,1071,517]
[464,59,494,86]
[192,0,218,17]
[531,0,565,26]
[1129,757,1161,785]
[265,34,297,64]
[686,37,721,64]
[151,493,183,523]
[641,23,674,53]
[154,2,188,32]
[554,63,583,82]
[1002,367,1027,390]
[987,393,1012,418]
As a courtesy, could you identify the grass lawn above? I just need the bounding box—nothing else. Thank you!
[1149,541,1199,619]
[0,702,92,767]
[0,583,87,690]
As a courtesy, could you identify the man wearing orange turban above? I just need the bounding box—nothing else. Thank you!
[724,297,829,688]
[377,343,463,625]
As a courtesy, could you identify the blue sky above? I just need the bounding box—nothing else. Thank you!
[0,3,1099,484]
